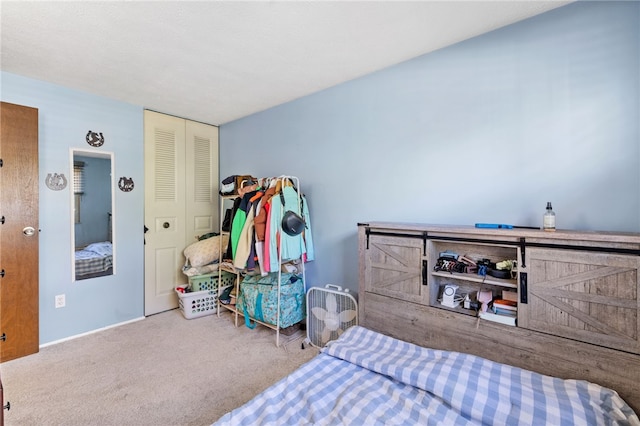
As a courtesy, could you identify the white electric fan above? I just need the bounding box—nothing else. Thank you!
[305,284,358,348]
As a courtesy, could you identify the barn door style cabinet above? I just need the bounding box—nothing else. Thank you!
[520,246,640,354]
[358,222,640,412]
[363,233,427,305]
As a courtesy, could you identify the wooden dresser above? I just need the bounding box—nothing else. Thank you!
[358,222,640,413]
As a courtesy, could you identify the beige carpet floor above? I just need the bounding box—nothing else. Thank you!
[0,309,319,426]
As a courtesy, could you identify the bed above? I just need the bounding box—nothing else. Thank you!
[214,326,639,425]
[75,241,113,279]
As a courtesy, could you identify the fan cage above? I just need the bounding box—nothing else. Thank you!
[306,285,358,348]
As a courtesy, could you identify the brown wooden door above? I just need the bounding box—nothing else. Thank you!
[364,234,428,305]
[0,102,39,362]
[519,247,640,355]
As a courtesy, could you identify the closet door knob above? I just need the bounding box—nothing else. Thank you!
[23,226,36,236]
[163,222,170,229]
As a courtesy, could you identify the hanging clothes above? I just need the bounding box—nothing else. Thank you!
[233,191,263,270]
[230,190,257,260]
[259,179,279,272]
[223,196,243,261]
[246,198,263,272]
[268,184,314,272]
[223,176,313,273]
[254,184,277,242]
[263,197,274,272]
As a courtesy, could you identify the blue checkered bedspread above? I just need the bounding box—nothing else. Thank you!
[75,253,112,276]
[213,326,639,425]
[75,241,113,277]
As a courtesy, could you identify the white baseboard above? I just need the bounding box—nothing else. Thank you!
[40,316,146,348]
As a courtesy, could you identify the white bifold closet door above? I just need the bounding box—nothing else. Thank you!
[144,110,219,315]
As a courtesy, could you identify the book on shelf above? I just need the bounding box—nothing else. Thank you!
[492,299,517,311]
[479,310,516,326]
[493,307,515,316]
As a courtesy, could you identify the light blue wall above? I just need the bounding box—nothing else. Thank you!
[220,1,640,295]
[1,72,144,344]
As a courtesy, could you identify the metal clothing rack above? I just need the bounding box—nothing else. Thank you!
[217,175,307,347]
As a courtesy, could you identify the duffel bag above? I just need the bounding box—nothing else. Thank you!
[236,273,305,329]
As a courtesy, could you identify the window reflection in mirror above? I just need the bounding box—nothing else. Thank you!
[71,149,115,281]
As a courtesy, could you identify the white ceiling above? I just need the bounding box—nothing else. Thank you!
[1,1,571,126]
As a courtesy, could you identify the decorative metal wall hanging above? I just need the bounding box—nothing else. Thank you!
[45,173,68,190]
[86,130,105,147]
[118,177,134,192]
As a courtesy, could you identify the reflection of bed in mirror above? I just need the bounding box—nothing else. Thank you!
[75,241,113,280]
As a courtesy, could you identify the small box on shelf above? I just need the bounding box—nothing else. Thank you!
[502,290,518,302]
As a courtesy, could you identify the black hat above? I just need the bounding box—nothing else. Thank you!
[282,210,305,236]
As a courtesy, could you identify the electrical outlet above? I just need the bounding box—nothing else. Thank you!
[55,294,65,308]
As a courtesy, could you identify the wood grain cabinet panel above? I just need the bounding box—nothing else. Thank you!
[520,248,640,355]
[363,233,428,305]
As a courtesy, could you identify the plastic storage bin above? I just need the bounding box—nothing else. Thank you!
[175,272,235,319]
[189,271,235,292]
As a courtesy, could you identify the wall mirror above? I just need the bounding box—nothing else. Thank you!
[71,149,115,281]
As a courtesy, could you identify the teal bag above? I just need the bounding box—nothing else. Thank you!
[236,273,305,329]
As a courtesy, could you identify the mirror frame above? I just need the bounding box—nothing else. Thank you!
[70,148,116,281]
